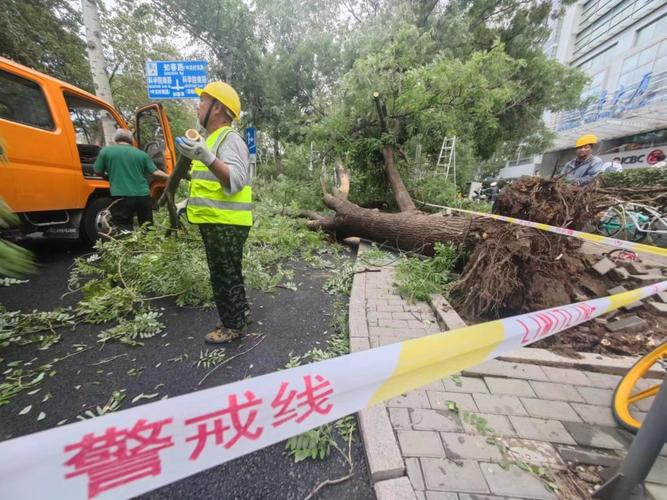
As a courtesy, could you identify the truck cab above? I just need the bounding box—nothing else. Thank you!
[0,56,175,242]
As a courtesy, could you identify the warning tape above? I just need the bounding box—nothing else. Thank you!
[1,281,665,499]
[419,202,667,258]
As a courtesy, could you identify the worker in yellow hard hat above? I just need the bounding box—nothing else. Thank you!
[559,134,604,185]
[175,81,253,344]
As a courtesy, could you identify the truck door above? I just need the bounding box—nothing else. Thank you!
[135,103,176,200]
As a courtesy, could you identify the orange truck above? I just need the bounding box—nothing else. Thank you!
[0,56,176,242]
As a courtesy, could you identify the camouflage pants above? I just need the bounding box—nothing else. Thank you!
[199,224,250,330]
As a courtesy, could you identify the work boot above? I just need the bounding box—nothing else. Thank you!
[205,326,246,344]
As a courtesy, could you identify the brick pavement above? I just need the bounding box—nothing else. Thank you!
[350,246,667,500]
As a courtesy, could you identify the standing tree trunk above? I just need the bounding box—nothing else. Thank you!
[273,138,283,174]
[82,0,115,143]
[373,92,416,212]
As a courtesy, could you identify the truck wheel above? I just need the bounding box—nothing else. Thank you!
[82,197,112,244]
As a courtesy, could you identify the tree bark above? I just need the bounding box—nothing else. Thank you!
[157,154,192,233]
[373,92,416,212]
[307,194,484,254]
[82,0,115,143]
[273,138,283,173]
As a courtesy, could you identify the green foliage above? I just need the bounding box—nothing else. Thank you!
[285,426,333,462]
[0,198,35,278]
[97,310,164,346]
[195,348,227,369]
[395,242,458,302]
[0,307,76,349]
[78,390,127,420]
[601,168,667,188]
[0,0,93,90]
[77,280,137,324]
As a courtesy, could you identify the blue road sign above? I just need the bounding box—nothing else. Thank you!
[145,60,208,99]
[245,127,257,155]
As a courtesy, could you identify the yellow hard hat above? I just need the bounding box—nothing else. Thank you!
[195,81,241,120]
[575,134,598,148]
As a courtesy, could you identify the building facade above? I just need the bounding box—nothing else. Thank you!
[499,0,667,179]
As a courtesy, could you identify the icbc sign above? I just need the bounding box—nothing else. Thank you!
[647,149,665,165]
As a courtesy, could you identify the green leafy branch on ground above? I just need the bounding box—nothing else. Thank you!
[394,242,459,302]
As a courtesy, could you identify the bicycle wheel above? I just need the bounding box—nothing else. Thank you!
[597,207,624,238]
[612,343,667,433]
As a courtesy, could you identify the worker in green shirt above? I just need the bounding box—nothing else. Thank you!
[94,129,169,232]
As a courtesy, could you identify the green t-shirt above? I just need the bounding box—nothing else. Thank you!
[93,144,157,196]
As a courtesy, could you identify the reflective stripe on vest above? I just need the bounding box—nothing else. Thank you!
[187,126,253,226]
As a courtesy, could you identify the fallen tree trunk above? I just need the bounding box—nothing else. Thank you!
[308,193,485,254]
[158,154,192,233]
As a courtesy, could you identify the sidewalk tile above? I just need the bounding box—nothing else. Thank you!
[484,377,536,397]
[398,430,446,457]
[425,492,459,499]
[379,319,410,328]
[529,381,585,402]
[411,409,464,432]
[458,495,508,500]
[377,305,405,312]
[387,390,431,409]
[421,380,446,391]
[576,386,614,406]
[421,458,490,494]
[508,416,576,445]
[428,391,478,412]
[498,438,563,467]
[541,366,592,386]
[647,457,667,486]
[461,413,516,437]
[443,376,489,394]
[407,457,426,491]
[562,422,630,450]
[520,398,581,422]
[350,337,370,353]
[368,311,393,321]
[571,403,617,427]
[440,432,503,461]
[375,476,418,500]
[581,371,622,389]
[389,407,412,429]
[472,394,527,416]
[479,463,556,499]
[463,360,548,381]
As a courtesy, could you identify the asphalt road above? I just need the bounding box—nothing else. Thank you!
[0,239,374,500]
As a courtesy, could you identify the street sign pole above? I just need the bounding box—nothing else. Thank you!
[245,127,257,179]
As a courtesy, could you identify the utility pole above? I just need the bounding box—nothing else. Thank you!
[81,0,115,143]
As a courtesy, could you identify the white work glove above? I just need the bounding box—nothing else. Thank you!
[175,136,216,166]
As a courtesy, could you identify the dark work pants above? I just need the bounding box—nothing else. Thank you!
[110,196,154,231]
[199,224,251,330]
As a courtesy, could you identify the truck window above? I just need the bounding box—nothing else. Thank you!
[0,70,54,130]
[64,92,120,177]
[136,107,166,171]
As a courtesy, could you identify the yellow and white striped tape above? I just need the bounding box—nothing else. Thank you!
[0,281,665,499]
[421,202,667,258]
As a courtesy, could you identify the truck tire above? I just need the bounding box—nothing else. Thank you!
[82,197,112,244]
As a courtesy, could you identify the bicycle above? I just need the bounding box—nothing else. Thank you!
[596,202,667,245]
[612,342,667,433]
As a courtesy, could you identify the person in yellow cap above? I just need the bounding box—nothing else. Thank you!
[559,134,604,185]
[175,81,253,344]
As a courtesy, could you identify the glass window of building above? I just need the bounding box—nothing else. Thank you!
[636,14,667,47]
[619,40,667,86]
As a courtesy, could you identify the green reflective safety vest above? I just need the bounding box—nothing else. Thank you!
[187,126,253,226]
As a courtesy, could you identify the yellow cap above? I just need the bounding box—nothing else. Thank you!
[575,134,598,148]
[195,81,241,120]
